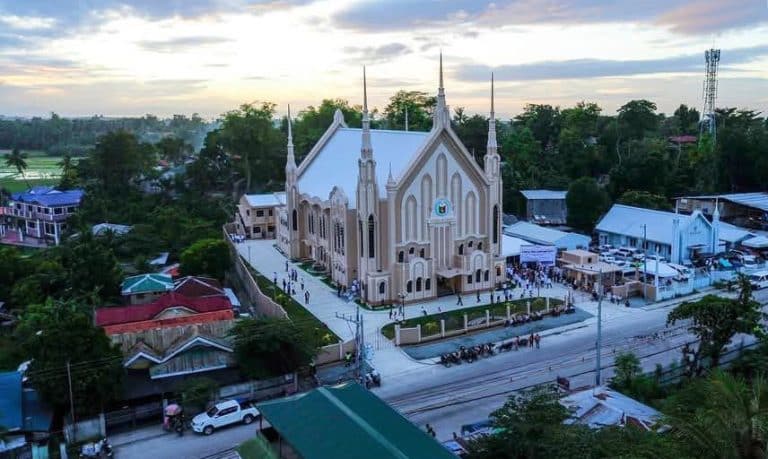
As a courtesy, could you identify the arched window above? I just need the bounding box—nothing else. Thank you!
[468,241,473,248]
[425,279,431,291]
[292,209,297,231]
[467,275,473,284]
[416,278,422,292]
[379,281,386,295]
[458,244,464,255]
[496,266,501,277]
[406,280,413,293]
[419,248,425,258]
[368,215,375,259]
[478,242,483,251]
[409,247,415,254]
[484,270,489,282]
[398,251,404,262]
[493,205,499,244]
[359,220,363,254]
[475,269,481,282]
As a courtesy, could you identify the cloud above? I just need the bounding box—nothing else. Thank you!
[343,42,412,64]
[655,0,768,34]
[0,14,56,30]
[455,45,768,82]
[137,35,231,53]
[333,0,767,35]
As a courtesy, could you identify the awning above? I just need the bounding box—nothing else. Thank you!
[435,267,465,278]
[638,259,679,278]
[743,236,768,249]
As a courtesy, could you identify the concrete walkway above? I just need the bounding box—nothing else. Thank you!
[235,240,677,376]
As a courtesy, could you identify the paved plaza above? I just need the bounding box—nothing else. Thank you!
[236,240,653,375]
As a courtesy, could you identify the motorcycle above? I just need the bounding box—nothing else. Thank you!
[80,437,113,458]
[364,369,382,388]
[163,404,186,436]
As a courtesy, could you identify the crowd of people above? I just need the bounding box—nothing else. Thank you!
[276,261,311,304]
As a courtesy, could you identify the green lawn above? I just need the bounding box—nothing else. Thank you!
[380,297,562,339]
[244,258,340,346]
[0,177,59,192]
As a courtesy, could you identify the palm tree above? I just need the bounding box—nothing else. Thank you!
[4,147,30,188]
[666,370,768,459]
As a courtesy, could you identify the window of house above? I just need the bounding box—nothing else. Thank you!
[475,269,481,282]
[492,205,499,244]
[268,225,275,232]
[292,210,298,231]
[256,210,264,217]
[416,278,422,292]
[406,281,413,293]
[425,279,431,291]
[67,207,75,213]
[467,275,473,284]
[398,251,404,262]
[54,207,63,214]
[254,226,261,233]
[419,248,425,258]
[268,209,273,216]
[496,266,501,277]
[458,244,464,255]
[478,242,483,251]
[468,241,473,248]
[368,215,375,259]
[484,270,489,282]
[44,208,50,214]
[379,282,385,295]
[409,247,415,254]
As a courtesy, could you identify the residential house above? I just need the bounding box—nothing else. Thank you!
[95,292,235,384]
[235,192,285,239]
[173,276,225,298]
[595,204,722,264]
[560,386,663,431]
[504,221,591,251]
[0,186,84,245]
[520,189,567,225]
[0,371,53,456]
[121,273,174,305]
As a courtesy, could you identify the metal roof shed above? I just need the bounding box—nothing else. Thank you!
[505,221,590,250]
[256,383,454,459]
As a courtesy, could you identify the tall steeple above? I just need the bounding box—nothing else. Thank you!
[361,66,373,159]
[433,51,450,129]
[486,73,498,155]
[285,104,297,180]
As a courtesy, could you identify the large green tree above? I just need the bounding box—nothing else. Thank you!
[229,317,316,379]
[219,102,284,192]
[617,190,671,210]
[667,276,764,374]
[566,177,610,231]
[292,99,364,160]
[81,130,154,192]
[4,147,29,188]
[17,300,123,415]
[383,90,435,132]
[179,238,232,281]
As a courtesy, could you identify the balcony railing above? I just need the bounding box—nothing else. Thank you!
[3,208,70,222]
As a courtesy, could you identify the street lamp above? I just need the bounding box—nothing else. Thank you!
[641,224,647,302]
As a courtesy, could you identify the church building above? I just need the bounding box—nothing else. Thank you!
[277,56,504,305]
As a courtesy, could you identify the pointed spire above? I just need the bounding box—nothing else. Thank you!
[285,104,297,177]
[486,73,498,155]
[387,162,395,186]
[433,51,449,129]
[361,66,373,159]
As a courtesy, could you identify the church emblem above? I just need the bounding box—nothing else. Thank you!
[434,198,451,217]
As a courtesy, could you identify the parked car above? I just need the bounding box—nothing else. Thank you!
[741,255,760,270]
[748,271,768,290]
[191,400,260,435]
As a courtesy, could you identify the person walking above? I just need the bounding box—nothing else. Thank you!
[529,333,535,348]
[421,307,427,317]
[456,294,463,306]
[534,334,541,348]
[300,277,305,291]
[273,272,278,284]
[304,290,310,304]
[285,260,289,272]
[476,291,481,303]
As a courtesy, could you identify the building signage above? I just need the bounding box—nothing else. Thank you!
[433,198,452,217]
[519,245,557,265]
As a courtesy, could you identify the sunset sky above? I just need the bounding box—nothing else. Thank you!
[0,0,766,119]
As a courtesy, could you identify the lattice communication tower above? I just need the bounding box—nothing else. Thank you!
[700,48,720,140]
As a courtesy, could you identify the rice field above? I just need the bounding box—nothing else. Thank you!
[0,150,78,192]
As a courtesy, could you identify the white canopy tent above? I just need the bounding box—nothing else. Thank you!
[743,236,768,249]
[638,259,680,278]
[501,234,528,258]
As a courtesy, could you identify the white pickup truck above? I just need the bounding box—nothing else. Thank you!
[191,399,260,435]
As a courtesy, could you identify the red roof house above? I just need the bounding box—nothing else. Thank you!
[173,276,225,298]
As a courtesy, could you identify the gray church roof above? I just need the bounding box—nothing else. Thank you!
[297,127,429,204]
[596,204,708,245]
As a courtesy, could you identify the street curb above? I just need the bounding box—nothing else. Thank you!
[112,431,170,448]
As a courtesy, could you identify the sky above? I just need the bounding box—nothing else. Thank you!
[0,0,766,119]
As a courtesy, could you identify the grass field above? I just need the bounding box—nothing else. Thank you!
[0,153,80,192]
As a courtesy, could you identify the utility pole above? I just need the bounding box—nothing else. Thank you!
[66,360,77,436]
[642,224,648,302]
[335,306,367,386]
[595,268,603,386]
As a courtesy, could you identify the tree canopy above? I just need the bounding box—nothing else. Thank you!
[179,238,232,281]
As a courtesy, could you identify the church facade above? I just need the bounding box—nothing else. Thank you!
[277,57,504,305]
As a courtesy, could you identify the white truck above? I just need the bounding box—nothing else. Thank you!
[191,399,260,435]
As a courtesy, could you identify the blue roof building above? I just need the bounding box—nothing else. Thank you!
[0,371,52,455]
[1,187,84,246]
[504,221,590,251]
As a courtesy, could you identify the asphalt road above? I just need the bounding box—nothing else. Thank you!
[112,287,768,458]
